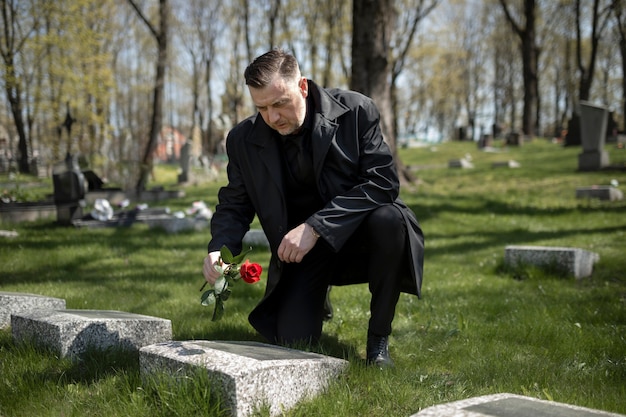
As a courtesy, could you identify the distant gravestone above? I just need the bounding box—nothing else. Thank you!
[576,186,623,201]
[578,101,610,171]
[448,158,474,168]
[243,229,270,248]
[0,291,66,328]
[492,160,521,168]
[504,245,599,279]
[140,340,349,417]
[412,393,625,417]
[178,142,191,183]
[11,309,172,359]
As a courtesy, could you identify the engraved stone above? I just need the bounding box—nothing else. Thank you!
[504,245,599,279]
[0,291,66,328]
[140,340,349,417]
[11,309,171,359]
[412,393,625,417]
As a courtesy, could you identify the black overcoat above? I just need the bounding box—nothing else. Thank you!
[208,80,424,336]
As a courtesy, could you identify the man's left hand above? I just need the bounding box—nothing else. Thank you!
[277,223,319,263]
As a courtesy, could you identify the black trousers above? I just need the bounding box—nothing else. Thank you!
[270,205,407,345]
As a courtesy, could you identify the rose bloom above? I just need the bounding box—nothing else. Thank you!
[239,260,262,283]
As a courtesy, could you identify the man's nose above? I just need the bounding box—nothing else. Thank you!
[268,108,280,123]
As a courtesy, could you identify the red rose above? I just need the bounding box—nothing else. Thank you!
[239,260,262,284]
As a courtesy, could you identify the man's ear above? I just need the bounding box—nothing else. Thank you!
[299,77,308,98]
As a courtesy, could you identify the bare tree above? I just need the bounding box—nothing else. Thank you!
[613,0,626,125]
[127,0,169,194]
[0,0,37,173]
[390,0,439,141]
[499,0,539,137]
[576,0,612,101]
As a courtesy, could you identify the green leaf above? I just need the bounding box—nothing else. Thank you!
[212,297,225,321]
[221,288,232,301]
[214,276,227,295]
[219,245,235,264]
[200,290,216,306]
[232,246,252,264]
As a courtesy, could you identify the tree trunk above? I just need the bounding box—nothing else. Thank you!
[351,0,397,155]
[130,0,168,194]
[499,0,538,137]
[4,62,30,174]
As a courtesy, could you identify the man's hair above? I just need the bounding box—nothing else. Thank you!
[244,49,300,88]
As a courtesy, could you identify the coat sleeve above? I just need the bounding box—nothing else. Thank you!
[306,95,400,252]
[207,127,256,256]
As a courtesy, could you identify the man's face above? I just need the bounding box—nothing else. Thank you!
[249,73,308,136]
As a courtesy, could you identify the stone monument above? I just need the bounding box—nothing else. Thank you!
[578,101,610,171]
[140,340,349,417]
[11,309,172,359]
[413,393,625,417]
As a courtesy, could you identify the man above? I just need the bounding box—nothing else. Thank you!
[203,49,424,368]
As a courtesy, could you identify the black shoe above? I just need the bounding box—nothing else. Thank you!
[366,334,394,368]
[323,286,333,321]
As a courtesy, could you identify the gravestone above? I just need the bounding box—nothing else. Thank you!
[504,245,599,279]
[413,393,625,417]
[492,160,521,168]
[243,229,270,248]
[178,142,191,183]
[52,153,87,225]
[578,101,610,171]
[140,340,349,417]
[576,186,623,201]
[11,309,171,359]
[448,158,474,168]
[0,291,66,328]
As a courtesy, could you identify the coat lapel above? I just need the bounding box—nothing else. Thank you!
[309,81,350,186]
[246,115,285,200]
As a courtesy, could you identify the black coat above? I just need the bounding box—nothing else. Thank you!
[208,80,424,332]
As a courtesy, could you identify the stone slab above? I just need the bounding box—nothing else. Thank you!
[11,309,171,359]
[492,160,521,168]
[449,159,474,168]
[576,186,623,201]
[139,340,349,417]
[504,245,599,279]
[143,215,209,233]
[0,291,66,328]
[578,150,610,171]
[243,229,270,248]
[412,393,625,417]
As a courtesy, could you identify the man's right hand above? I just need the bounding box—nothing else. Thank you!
[202,251,223,285]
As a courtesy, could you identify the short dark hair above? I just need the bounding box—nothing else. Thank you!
[244,49,300,88]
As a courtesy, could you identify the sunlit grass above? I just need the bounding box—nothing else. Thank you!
[1,139,625,416]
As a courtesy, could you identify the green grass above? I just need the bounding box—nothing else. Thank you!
[1,139,625,416]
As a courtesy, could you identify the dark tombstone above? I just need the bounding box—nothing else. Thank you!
[606,112,618,143]
[82,170,104,191]
[578,101,609,171]
[52,153,87,224]
[178,142,190,183]
[564,114,581,146]
[506,131,522,146]
[458,126,466,141]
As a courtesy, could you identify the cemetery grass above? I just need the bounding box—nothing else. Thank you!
[0,139,625,417]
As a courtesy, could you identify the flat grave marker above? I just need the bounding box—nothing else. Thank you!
[0,291,66,328]
[140,340,349,417]
[413,393,625,417]
[11,309,172,359]
[504,245,599,279]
